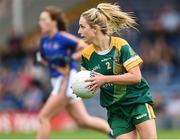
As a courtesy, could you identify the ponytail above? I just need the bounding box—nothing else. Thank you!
[81,3,137,35]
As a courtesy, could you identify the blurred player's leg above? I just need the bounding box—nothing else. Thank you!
[37,76,69,139]
[37,95,68,139]
[66,100,111,134]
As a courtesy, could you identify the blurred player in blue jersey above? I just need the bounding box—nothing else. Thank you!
[36,6,111,139]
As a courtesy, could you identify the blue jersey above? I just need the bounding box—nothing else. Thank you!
[40,32,78,77]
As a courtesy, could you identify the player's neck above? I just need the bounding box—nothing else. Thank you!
[49,28,58,38]
[93,35,110,52]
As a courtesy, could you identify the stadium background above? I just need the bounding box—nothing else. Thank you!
[0,0,179,139]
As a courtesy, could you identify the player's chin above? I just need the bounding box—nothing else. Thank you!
[40,29,49,35]
[83,38,91,44]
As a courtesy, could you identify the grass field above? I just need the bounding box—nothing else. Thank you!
[0,129,179,139]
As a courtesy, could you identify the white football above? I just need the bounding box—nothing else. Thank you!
[71,70,100,99]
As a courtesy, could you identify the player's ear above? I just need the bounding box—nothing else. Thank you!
[93,25,100,33]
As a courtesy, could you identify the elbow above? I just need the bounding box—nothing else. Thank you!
[128,66,142,84]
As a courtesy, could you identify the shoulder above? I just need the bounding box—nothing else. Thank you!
[55,32,76,42]
[111,36,129,50]
[60,31,80,42]
[55,32,78,45]
[60,31,88,48]
[54,32,63,40]
[82,44,96,60]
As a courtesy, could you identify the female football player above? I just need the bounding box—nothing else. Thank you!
[79,3,157,139]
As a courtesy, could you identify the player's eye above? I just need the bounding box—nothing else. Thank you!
[80,25,85,29]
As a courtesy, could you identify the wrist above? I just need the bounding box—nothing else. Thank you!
[103,75,109,84]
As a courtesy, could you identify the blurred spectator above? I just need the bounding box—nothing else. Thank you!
[159,5,180,33]
[153,38,175,83]
[22,80,44,112]
[7,30,24,58]
[165,93,180,129]
[0,56,50,111]
[0,0,11,19]
[139,37,176,84]
[166,93,180,117]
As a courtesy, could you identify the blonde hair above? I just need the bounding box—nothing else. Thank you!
[81,3,137,35]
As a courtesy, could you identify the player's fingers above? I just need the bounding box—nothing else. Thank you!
[92,71,101,76]
[89,84,98,91]
[86,81,96,88]
[85,78,94,82]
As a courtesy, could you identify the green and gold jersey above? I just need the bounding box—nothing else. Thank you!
[81,36,153,109]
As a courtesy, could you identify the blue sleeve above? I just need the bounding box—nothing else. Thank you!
[61,35,78,53]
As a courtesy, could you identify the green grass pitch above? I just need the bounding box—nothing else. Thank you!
[0,129,179,139]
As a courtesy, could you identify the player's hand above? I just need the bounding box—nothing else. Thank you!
[85,71,106,91]
[35,52,49,66]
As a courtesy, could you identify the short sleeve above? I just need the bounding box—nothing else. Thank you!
[81,55,89,70]
[61,35,78,53]
[120,44,143,71]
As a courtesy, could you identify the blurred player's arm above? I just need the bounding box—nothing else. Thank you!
[60,31,87,61]
[36,52,69,76]
[36,52,48,66]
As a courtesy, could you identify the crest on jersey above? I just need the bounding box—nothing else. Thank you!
[53,42,59,49]
[43,43,48,48]
[114,51,121,63]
